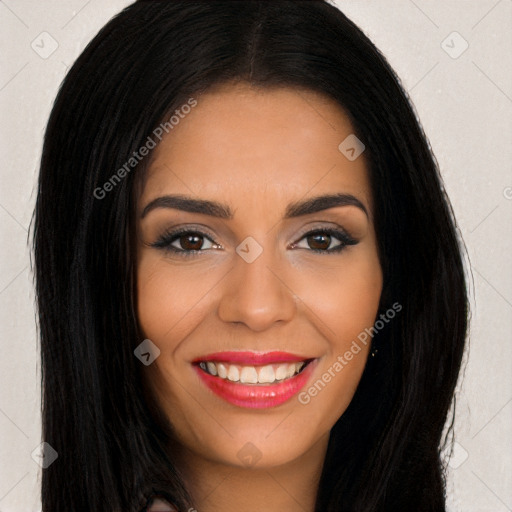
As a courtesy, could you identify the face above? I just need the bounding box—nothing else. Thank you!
[134,83,383,470]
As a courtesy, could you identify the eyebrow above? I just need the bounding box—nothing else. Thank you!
[140,193,368,220]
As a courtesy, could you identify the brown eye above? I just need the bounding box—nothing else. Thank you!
[307,233,332,251]
[151,229,219,256]
[177,233,204,251]
[292,228,358,254]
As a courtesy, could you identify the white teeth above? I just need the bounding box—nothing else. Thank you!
[227,366,240,382]
[206,362,217,376]
[285,363,296,378]
[275,364,288,381]
[200,360,309,384]
[217,363,227,379]
[258,365,275,383]
[240,366,258,384]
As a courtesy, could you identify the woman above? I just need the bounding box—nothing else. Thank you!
[32,1,469,511]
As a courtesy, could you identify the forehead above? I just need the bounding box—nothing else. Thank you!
[138,83,372,216]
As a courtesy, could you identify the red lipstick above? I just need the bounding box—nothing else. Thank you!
[192,351,317,409]
[192,351,308,365]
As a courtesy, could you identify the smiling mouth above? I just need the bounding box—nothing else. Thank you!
[195,359,313,385]
[191,351,317,408]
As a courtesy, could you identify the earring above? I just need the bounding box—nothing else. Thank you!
[370,344,378,357]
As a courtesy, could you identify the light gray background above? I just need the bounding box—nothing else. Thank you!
[0,1,511,511]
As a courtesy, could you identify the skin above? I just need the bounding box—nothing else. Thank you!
[135,82,383,512]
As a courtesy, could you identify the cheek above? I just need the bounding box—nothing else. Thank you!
[136,255,213,345]
[293,250,382,422]
[296,248,383,347]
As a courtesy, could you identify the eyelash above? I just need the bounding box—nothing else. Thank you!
[150,227,358,258]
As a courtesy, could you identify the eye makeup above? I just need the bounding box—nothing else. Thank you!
[148,225,359,258]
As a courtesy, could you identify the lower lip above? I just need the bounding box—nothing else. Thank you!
[193,360,316,409]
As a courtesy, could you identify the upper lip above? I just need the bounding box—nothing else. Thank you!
[192,351,313,365]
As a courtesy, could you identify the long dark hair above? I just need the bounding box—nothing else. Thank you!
[31,1,469,510]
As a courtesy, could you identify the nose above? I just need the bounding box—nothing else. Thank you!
[217,242,296,332]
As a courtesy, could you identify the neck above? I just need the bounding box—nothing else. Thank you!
[172,432,330,512]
